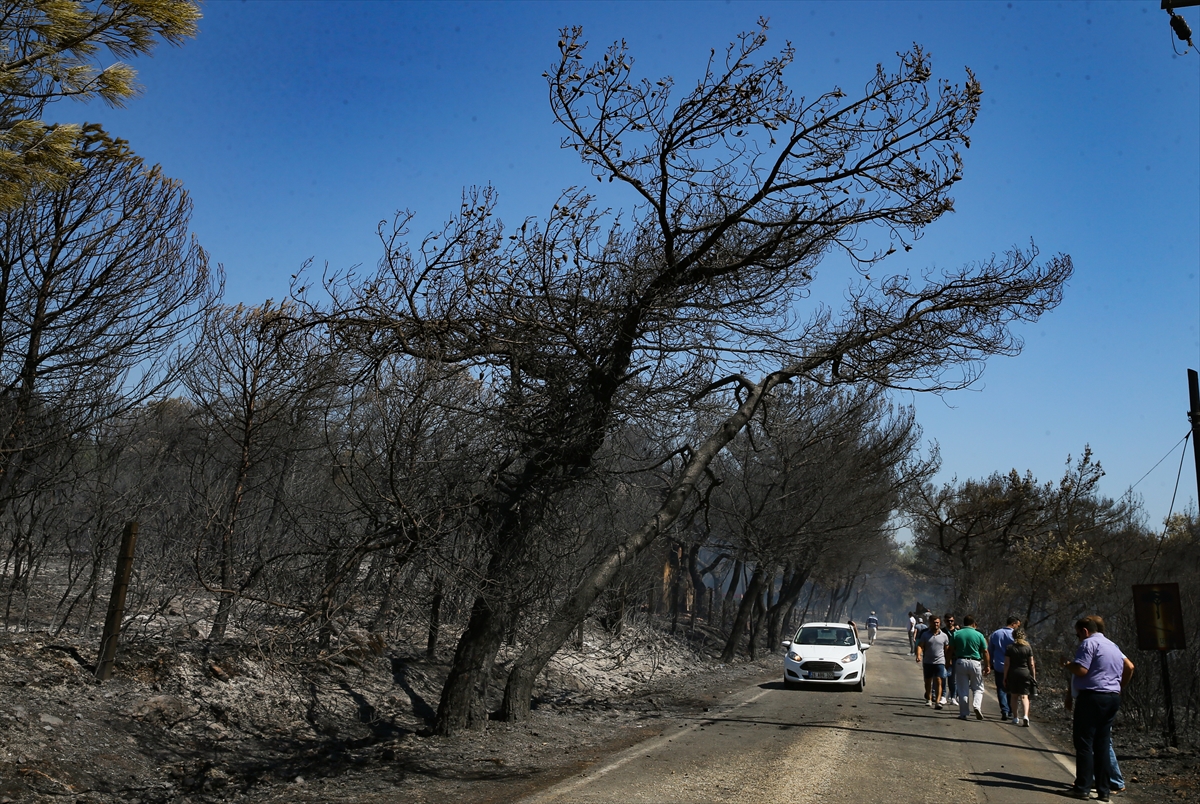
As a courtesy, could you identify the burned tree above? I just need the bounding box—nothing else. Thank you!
[709,382,927,662]
[182,303,331,641]
[0,129,215,614]
[311,23,1071,733]
[0,130,214,490]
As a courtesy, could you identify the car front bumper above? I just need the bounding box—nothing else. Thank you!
[784,656,863,684]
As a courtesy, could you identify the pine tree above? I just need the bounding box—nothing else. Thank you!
[0,0,199,210]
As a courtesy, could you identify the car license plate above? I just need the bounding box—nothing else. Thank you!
[808,671,836,680]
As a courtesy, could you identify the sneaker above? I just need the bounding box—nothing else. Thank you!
[973,706,984,720]
[926,699,934,707]
[957,714,969,720]
[1096,794,1110,802]
[1022,717,1030,727]
[1065,788,1091,800]
[1011,717,1021,725]
[938,697,946,705]
[935,702,944,710]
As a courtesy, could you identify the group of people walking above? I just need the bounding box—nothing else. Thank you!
[910,611,1031,722]
[907,610,1135,801]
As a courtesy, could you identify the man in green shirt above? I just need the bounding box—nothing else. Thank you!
[948,614,991,720]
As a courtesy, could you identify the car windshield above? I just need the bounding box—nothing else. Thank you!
[794,626,856,646]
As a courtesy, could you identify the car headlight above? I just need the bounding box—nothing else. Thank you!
[841,652,859,663]
[788,651,803,662]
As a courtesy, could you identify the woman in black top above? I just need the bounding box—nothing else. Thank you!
[1004,628,1036,726]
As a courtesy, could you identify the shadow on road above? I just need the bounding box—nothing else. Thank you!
[966,770,1070,796]
[676,715,1073,762]
[868,694,939,709]
[870,694,926,702]
[757,681,861,693]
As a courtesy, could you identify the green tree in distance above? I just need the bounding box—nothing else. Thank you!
[0,0,199,210]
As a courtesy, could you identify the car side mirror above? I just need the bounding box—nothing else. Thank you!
[781,640,792,649]
[860,643,871,651]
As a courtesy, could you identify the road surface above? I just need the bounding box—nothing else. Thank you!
[521,627,1099,803]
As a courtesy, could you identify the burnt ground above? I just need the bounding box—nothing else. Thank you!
[0,624,779,804]
[1034,681,1200,803]
[2,623,1196,804]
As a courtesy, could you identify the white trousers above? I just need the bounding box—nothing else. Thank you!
[955,659,984,717]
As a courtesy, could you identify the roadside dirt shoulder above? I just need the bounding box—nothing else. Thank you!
[1030,680,1199,803]
[0,627,779,803]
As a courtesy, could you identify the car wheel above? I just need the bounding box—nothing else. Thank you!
[784,677,801,690]
[854,675,865,692]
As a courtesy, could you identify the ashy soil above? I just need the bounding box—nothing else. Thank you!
[1035,681,1200,803]
[7,623,1197,804]
[0,622,778,804]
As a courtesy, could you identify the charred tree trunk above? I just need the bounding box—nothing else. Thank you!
[209,525,236,640]
[599,575,628,635]
[797,581,816,625]
[765,564,811,650]
[721,558,743,632]
[748,582,768,660]
[783,598,798,638]
[830,564,862,622]
[316,552,341,652]
[499,377,785,721]
[369,553,399,635]
[686,542,705,632]
[434,535,520,734]
[426,577,444,660]
[668,543,683,636]
[658,554,672,616]
[434,592,510,733]
[690,550,725,631]
[721,565,765,662]
[209,415,255,642]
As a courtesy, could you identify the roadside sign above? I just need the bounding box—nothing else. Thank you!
[1132,583,1187,651]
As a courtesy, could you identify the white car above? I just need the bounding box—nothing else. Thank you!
[782,622,870,691]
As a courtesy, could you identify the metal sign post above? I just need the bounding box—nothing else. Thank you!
[1132,583,1186,747]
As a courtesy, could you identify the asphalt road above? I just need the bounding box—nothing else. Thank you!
[521,627,1092,804]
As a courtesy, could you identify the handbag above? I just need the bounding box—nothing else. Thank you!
[1030,675,1040,697]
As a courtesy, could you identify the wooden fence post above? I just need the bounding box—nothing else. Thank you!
[95,521,138,682]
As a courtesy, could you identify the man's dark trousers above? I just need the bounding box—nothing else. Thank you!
[994,674,1010,718]
[1073,690,1121,797]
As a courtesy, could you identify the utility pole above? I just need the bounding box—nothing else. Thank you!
[1188,370,1200,505]
[1163,1,1198,50]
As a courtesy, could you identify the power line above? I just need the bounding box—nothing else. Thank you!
[1165,431,1191,522]
[1130,431,1192,491]
[1144,430,1191,581]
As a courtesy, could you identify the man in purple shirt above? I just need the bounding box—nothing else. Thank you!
[1062,615,1131,801]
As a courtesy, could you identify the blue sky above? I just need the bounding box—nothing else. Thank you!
[61,0,1200,527]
